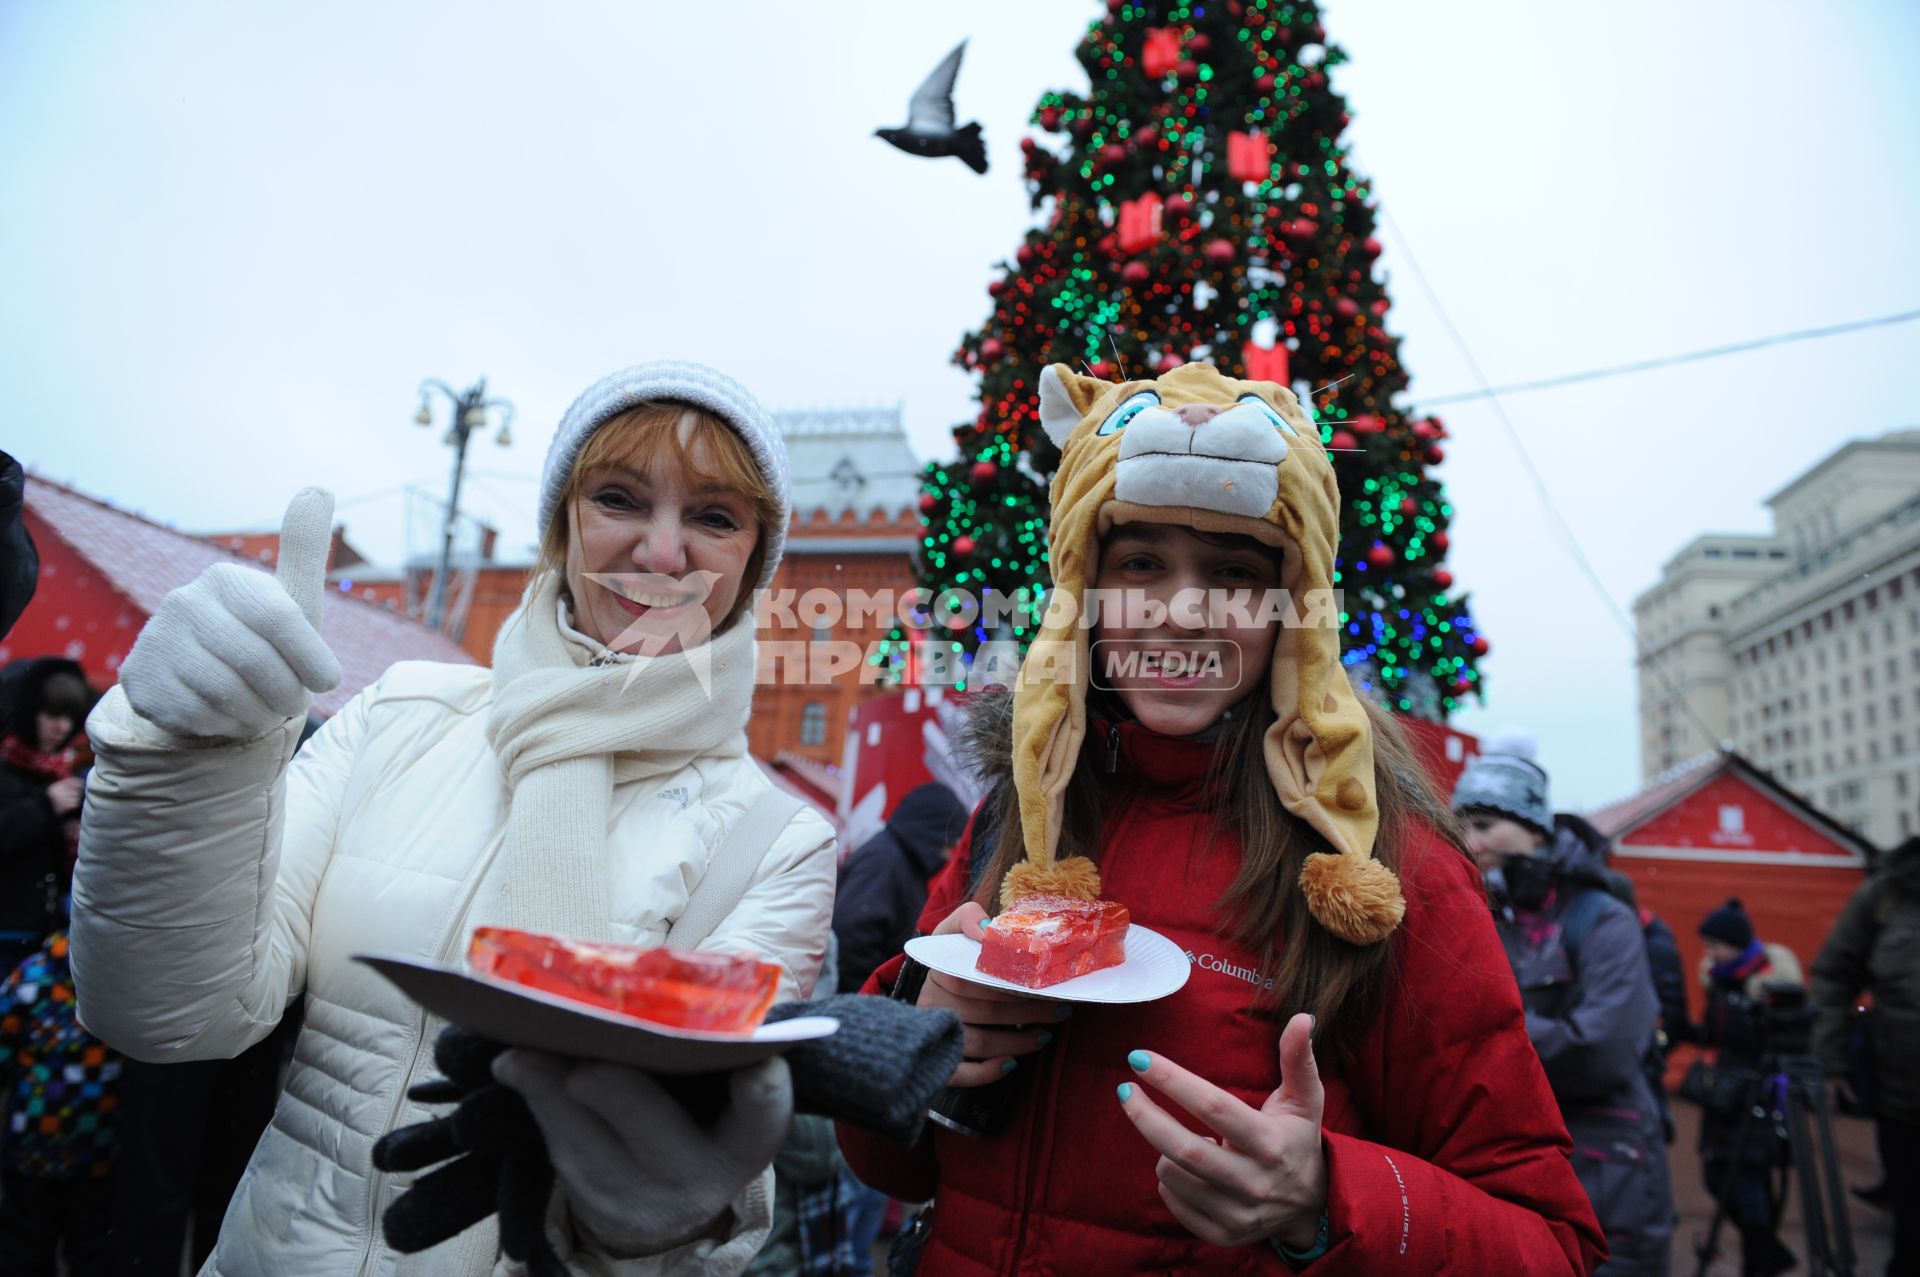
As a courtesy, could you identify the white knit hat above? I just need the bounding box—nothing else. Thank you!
[537,361,792,587]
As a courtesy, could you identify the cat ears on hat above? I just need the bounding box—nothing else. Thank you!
[1037,364,1108,447]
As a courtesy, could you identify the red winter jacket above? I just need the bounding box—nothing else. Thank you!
[838,719,1606,1275]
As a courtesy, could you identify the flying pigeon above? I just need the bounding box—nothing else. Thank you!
[876,40,988,175]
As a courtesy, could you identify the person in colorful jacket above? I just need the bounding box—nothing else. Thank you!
[837,364,1605,1275]
[0,931,122,1277]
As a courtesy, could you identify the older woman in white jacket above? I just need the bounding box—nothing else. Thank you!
[71,362,837,1276]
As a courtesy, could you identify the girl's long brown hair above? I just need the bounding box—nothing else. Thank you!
[972,691,1467,1059]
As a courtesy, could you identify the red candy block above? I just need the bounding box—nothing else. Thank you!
[469,927,779,1033]
[976,895,1130,989]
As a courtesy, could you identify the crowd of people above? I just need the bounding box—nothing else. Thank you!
[0,352,1913,1277]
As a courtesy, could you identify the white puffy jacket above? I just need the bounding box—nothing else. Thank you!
[71,659,837,1277]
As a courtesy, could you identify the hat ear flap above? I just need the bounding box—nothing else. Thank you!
[1037,364,1105,448]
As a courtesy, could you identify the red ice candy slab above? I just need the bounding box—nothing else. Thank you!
[975,895,1131,990]
[468,928,779,1033]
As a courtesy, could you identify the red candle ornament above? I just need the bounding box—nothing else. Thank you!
[1367,543,1396,568]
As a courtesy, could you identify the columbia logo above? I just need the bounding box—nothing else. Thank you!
[658,786,691,807]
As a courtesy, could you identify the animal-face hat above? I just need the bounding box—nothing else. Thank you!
[1005,362,1404,946]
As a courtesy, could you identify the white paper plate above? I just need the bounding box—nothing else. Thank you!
[356,954,837,1075]
[904,923,1190,1004]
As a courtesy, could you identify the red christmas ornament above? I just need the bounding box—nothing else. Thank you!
[1015,244,1035,266]
[1122,260,1151,284]
[1367,543,1396,568]
[1164,193,1194,219]
[1412,419,1438,440]
[1370,298,1390,317]
[1255,74,1276,94]
[1433,569,1454,589]
[1088,359,1113,379]
[1303,70,1327,91]
[918,493,937,516]
[1431,531,1450,552]
[1399,496,1419,515]
[1204,238,1236,265]
[1098,233,1121,257]
[1038,105,1063,131]
[1101,142,1127,165]
[1226,131,1274,182]
[1157,353,1186,373]
[1134,124,1159,147]
[970,460,999,488]
[1363,236,1384,258]
[1426,444,1446,465]
[1280,217,1318,244]
[1451,677,1472,695]
[951,536,977,559]
[1141,27,1183,78]
[1469,635,1490,657]
[1334,297,1359,321]
[1019,136,1037,155]
[1186,33,1212,56]
[987,278,1005,297]
[1329,430,1358,451]
[1242,342,1288,383]
[1117,193,1165,254]
[979,337,1005,360]
[1349,413,1385,435]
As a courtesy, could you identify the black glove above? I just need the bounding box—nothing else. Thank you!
[371,1027,564,1276]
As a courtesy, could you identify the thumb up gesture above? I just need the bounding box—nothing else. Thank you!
[119,488,342,739]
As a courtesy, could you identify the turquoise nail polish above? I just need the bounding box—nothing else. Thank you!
[1127,1050,1151,1073]
[1117,1082,1133,1102]
[1000,1059,1018,1075]
[1034,1030,1053,1047]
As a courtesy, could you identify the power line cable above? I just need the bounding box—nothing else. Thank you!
[1408,308,1920,409]
[1379,207,1733,758]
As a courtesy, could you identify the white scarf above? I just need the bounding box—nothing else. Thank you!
[481,570,756,940]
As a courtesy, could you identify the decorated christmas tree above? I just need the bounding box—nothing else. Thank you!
[890,0,1487,715]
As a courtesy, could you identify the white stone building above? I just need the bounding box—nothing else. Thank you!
[1634,429,1920,848]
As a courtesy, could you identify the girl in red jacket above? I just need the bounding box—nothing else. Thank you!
[839,363,1606,1275]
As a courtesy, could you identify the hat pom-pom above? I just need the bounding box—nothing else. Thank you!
[1299,852,1405,945]
[1485,726,1539,763]
[1001,856,1102,910]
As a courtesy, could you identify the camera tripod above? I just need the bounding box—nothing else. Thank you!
[1693,1052,1855,1277]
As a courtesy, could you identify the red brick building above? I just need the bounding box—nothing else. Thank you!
[747,408,924,767]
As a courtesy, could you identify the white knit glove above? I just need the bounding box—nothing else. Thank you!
[493,1050,792,1255]
[117,488,342,739]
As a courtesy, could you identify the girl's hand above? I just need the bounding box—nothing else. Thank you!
[1118,1012,1328,1250]
[915,902,1067,1087]
[45,776,83,815]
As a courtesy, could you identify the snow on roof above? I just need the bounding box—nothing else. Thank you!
[24,476,475,716]
[1586,751,1725,837]
[774,407,924,524]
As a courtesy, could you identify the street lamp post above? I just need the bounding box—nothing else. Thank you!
[413,377,515,632]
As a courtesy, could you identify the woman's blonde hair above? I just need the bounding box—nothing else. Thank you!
[535,402,780,629]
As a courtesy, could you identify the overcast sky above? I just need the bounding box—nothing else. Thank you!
[5,1,1917,810]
